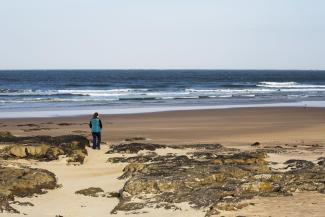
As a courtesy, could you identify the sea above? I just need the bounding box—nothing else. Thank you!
[1,70,325,118]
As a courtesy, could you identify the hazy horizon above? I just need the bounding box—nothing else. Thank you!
[1,69,325,71]
[1,0,324,70]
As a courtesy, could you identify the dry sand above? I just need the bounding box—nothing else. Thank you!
[0,107,324,217]
[2,145,204,217]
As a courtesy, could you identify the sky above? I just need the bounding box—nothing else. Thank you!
[0,0,324,70]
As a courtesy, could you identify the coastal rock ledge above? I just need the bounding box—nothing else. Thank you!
[107,143,325,216]
[0,167,57,213]
[0,131,89,213]
[0,132,89,164]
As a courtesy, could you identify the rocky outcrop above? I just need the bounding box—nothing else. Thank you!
[107,143,166,154]
[124,137,147,142]
[0,132,88,164]
[107,152,158,164]
[107,143,325,216]
[284,159,315,170]
[0,166,57,213]
[0,132,88,148]
[75,187,104,197]
[0,132,13,137]
[107,143,227,155]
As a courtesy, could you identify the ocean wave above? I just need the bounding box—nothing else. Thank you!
[3,85,325,98]
[185,88,279,93]
[186,89,218,93]
[0,88,19,93]
[279,88,325,92]
[1,85,325,105]
[58,88,149,93]
[219,95,233,98]
[63,83,111,87]
[0,88,31,94]
[258,82,325,88]
[0,98,117,103]
[118,97,159,101]
[0,88,151,97]
[0,93,86,97]
[57,89,149,96]
[0,94,258,104]
[220,83,257,88]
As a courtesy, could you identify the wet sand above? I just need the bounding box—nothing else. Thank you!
[2,107,325,146]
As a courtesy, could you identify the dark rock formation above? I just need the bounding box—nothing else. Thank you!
[0,132,88,147]
[284,159,315,170]
[106,143,166,154]
[318,157,325,166]
[75,187,104,197]
[106,143,325,216]
[104,192,120,198]
[0,166,57,213]
[16,124,39,127]
[256,146,289,154]
[169,143,224,150]
[0,132,89,164]
[107,152,158,164]
[107,143,225,155]
[124,137,147,142]
[251,142,260,147]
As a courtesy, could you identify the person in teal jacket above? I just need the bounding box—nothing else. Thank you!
[89,112,103,150]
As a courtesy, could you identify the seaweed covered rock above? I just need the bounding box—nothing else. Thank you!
[124,137,147,142]
[0,166,57,213]
[107,143,225,155]
[171,143,223,150]
[318,157,325,166]
[107,152,158,164]
[0,132,13,138]
[284,159,315,170]
[6,145,59,159]
[0,133,88,163]
[0,133,88,147]
[106,143,166,154]
[106,143,325,216]
[75,187,104,197]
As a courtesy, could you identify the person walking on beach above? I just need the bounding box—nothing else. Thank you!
[89,112,102,150]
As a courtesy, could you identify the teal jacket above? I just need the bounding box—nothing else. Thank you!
[89,118,102,133]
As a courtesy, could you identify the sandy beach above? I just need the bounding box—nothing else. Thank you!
[0,107,324,217]
[2,0,325,215]
[2,107,325,145]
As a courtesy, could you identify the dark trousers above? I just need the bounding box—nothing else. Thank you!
[92,132,101,149]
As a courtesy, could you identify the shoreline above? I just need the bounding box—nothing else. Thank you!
[0,100,324,119]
